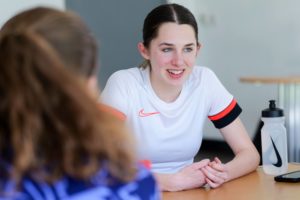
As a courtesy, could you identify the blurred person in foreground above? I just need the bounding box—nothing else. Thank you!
[0,7,160,199]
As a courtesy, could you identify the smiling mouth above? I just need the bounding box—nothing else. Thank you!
[167,69,185,79]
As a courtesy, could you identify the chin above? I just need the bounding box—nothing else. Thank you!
[167,80,185,87]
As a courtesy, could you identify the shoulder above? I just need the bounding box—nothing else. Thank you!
[107,67,142,83]
[98,103,126,121]
[102,67,144,96]
[192,66,216,77]
[103,67,146,97]
[187,66,218,85]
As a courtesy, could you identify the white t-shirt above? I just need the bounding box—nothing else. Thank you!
[101,66,241,173]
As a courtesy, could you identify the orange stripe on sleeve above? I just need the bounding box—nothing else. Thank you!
[98,104,126,121]
[139,160,152,169]
[208,99,237,121]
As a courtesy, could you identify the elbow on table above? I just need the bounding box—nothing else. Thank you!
[248,147,260,171]
[253,148,261,168]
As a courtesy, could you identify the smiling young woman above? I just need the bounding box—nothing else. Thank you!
[101,3,260,191]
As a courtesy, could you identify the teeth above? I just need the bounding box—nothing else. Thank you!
[167,69,184,75]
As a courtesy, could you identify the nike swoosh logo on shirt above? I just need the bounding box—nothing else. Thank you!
[138,109,160,117]
[270,137,283,167]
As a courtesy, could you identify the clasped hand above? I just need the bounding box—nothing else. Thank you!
[175,157,228,191]
[201,157,229,188]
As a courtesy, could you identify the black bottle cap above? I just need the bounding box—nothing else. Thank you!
[262,100,284,117]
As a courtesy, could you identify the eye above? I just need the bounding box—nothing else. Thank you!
[183,47,193,52]
[162,48,172,52]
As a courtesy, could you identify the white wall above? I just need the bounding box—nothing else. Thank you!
[169,0,300,140]
[0,0,65,28]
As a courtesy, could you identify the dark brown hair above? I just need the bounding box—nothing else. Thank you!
[143,3,198,48]
[0,7,136,183]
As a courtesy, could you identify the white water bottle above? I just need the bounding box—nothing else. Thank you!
[261,100,288,175]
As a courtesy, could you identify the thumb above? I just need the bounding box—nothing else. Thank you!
[214,157,222,164]
[193,159,210,169]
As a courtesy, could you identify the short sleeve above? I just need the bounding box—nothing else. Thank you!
[205,69,242,129]
[100,71,129,116]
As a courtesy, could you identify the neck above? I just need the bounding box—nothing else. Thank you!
[150,78,182,103]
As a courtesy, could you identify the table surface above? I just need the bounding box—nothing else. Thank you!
[162,163,300,200]
[240,76,300,84]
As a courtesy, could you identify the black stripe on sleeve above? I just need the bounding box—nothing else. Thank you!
[211,103,242,129]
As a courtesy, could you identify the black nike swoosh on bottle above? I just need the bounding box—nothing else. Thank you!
[270,137,282,167]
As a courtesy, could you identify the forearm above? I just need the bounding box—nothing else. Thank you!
[154,173,181,192]
[153,159,210,191]
[220,117,261,182]
[225,147,260,181]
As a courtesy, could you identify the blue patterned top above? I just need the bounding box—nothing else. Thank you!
[0,164,160,200]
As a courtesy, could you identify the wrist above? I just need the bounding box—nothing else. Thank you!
[171,172,184,191]
[223,163,232,182]
[155,172,183,192]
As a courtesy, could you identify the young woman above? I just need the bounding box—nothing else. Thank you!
[101,3,260,191]
[0,7,160,199]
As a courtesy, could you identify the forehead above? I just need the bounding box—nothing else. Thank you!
[155,22,197,44]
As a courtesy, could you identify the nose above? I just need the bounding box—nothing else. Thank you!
[171,51,184,67]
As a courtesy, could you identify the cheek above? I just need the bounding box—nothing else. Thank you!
[151,52,172,66]
[185,54,197,66]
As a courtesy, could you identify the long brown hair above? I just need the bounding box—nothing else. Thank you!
[0,7,136,183]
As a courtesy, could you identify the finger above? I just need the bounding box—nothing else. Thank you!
[206,178,221,189]
[207,165,228,180]
[210,160,225,172]
[208,161,216,167]
[208,157,222,166]
[201,167,225,184]
[214,171,228,180]
[210,163,225,172]
[207,161,224,172]
[192,159,210,169]
[204,165,218,174]
[214,157,222,164]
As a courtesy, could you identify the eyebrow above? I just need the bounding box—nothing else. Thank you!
[159,42,196,47]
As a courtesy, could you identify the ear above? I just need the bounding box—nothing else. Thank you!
[87,75,99,98]
[196,43,201,56]
[137,42,150,60]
